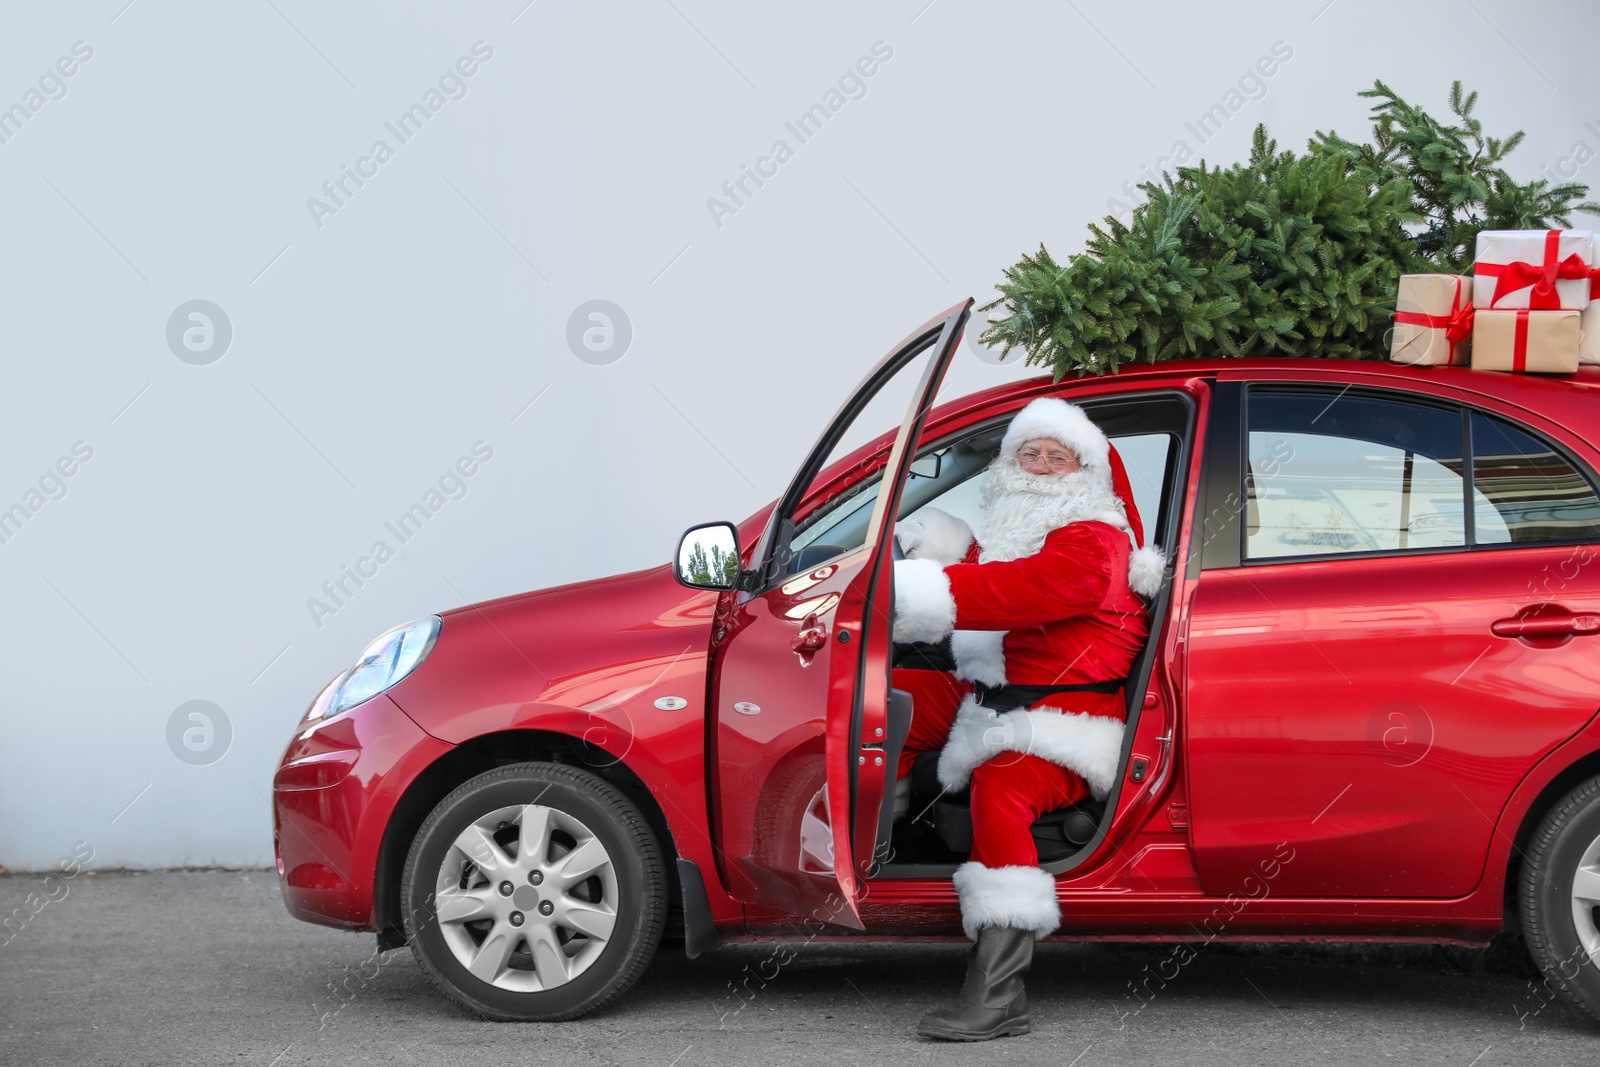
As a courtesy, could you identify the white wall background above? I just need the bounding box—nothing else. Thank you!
[2,0,1597,869]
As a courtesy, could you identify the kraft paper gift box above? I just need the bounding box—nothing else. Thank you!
[1473,228,1596,311]
[1389,273,1473,366]
[1471,308,1581,374]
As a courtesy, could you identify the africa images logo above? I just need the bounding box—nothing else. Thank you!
[306,442,494,629]
[0,40,93,147]
[705,40,894,229]
[305,41,495,229]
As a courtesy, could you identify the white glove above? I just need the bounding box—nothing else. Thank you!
[895,507,975,566]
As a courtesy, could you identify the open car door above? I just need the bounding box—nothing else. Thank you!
[709,300,970,928]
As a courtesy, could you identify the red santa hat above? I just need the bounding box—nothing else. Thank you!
[999,397,1166,598]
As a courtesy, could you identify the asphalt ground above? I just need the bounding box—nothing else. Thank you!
[1,870,1597,1066]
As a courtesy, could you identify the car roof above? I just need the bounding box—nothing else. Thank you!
[936,357,1600,432]
[740,356,1600,551]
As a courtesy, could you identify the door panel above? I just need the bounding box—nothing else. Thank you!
[711,551,869,918]
[1188,551,1600,897]
[710,301,970,925]
[1186,382,1600,898]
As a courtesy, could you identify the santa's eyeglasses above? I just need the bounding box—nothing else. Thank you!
[1016,448,1078,470]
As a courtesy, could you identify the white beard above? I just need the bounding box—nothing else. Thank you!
[974,454,1129,563]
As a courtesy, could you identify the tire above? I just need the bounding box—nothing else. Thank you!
[751,752,830,873]
[400,761,666,1021]
[1518,774,1600,1025]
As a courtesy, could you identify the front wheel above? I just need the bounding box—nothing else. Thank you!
[400,761,667,1021]
[1519,774,1600,1024]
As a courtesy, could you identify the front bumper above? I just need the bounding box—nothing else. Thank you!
[272,693,453,930]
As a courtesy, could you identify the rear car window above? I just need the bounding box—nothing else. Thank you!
[1244,388,1600,561]
[1471,411,1600,544]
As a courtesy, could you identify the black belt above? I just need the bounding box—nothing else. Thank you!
[973,680,1126,708]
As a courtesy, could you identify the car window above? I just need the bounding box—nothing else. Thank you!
[911,466,981,531]
[909,432,1174,543]
[788,438,981,568]
[1244,388,1600,561]
[1471,411,1600,544]
[792,397,1186,573]
[1110,433,1173,539]
[1245,391,1467,559]
[791,470,884,558]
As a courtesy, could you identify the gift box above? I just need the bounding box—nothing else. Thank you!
[1471,308,1580,374]
[1583,250,1600,364]
[1389,273,1473,366]
[1583,302,1599,365]
[1473,229,1596,311]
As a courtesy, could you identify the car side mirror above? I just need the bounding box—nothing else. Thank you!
[676,521,742,590]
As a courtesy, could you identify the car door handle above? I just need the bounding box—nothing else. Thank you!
[1491,612,1600,637]
[792,613,827,653]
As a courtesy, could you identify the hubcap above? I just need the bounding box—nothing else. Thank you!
[1571,831,1600,967]
[432,803,620,992]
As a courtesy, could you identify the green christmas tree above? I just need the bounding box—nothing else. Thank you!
[981,80,1599,379]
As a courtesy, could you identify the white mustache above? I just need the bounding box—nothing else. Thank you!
[975,454,1123,563]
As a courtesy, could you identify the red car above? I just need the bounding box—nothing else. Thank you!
[273,300,1600,1023]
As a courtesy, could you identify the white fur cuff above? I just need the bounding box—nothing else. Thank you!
[897,506,974,567]
[952,861,1061,940]
[1006,707,1125,799]
[892,558,956,644]
[935,694,1001,793]
[1128,544,1167,598]
[936,699,1126,800]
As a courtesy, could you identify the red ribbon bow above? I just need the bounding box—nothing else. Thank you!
[1446,301,1475,345]
[1394,276,1473,364]
[1481,229,1597,309]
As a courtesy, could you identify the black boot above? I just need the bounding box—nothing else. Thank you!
[916,924,1034,1041]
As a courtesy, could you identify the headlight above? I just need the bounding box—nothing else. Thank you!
[310,616,442,721]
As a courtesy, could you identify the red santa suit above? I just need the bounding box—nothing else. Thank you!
[891,397,1164,941]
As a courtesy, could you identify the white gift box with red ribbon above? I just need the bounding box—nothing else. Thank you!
[1584,242,1600,365]
[1473,229,1596,312]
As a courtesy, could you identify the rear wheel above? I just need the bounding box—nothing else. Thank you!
[401,761,666,1021]
[1519,774,1600,1024]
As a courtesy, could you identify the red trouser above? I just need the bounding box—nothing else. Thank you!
[892,668,1091,868]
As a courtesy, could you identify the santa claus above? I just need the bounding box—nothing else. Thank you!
[889,396,1165,1041]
